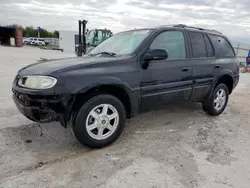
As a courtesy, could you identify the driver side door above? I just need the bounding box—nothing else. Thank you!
[140,30,193,111]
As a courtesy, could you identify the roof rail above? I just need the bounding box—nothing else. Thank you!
[173,24,222,34]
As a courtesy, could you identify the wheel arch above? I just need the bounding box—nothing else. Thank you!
[68,83,137,127]
[210,72,234,98]
[215,74,233,93]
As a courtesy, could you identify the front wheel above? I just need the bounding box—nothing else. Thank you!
[72,94,126,148]
[202,83,229,116]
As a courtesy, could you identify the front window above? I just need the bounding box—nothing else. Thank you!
[150,31,186,60]
[89,29,152,56]
[86,30,96,45]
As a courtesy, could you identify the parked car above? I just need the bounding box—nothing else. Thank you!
[30,38,46,46]
[23,37,34,45]
[12,24,239,148]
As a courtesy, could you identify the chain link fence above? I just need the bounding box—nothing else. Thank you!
[232,41,250,66]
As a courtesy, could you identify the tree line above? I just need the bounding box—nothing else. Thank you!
[5,24,59,38]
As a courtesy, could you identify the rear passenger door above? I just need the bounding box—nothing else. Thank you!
[188,31,216,101]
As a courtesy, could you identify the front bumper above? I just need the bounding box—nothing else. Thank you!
[12,89,74,127]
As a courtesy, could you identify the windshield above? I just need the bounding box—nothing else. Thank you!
[89,29,152,56]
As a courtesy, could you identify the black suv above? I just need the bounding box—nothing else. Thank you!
[12,24,239,148]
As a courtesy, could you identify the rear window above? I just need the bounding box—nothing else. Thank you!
[208,34,235,58]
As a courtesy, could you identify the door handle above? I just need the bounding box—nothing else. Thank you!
[182,67,190,72]
[214,65,220,69]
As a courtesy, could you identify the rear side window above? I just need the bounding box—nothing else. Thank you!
[150,31,186,60]
[204,34,214,57]
[208,34,235,58]
[189,32,207,58]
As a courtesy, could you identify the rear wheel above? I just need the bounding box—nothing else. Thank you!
[72,94,126,148]
[202,83,229,116]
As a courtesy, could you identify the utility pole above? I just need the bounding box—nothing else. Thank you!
[37,27,40,38]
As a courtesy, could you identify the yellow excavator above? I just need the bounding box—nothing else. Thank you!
[76,20,113,56]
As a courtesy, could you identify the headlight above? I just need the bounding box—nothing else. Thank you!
[18,76,57,89]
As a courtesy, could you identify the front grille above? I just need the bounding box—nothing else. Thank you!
[13,90,63,109]
[13,90,27,105]
[14,91,39,106]
[27,94,60,100]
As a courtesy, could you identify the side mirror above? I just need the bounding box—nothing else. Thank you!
[145,49,169,61]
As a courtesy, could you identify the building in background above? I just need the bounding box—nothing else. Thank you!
[59,30,80,52]
[0,26,23,47]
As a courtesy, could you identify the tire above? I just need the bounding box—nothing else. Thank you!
[72,94,126,148]
[202,83,229,116]
[202,103,208,112]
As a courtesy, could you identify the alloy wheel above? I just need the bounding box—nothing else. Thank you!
[214,88,226,111]
[85,104,119,140]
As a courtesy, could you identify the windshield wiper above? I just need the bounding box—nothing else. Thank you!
[90,52,116,56]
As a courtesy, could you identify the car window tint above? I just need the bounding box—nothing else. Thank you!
[150,31,186,60]
[189,32,207,58]
[208,34,235,58]
[204,34,214,57]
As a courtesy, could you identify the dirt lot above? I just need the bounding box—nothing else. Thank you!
[0,46,250,188]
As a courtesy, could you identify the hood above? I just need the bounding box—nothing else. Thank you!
[18,55,118,76]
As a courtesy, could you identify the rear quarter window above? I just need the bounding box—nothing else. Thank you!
[208,34,235,58]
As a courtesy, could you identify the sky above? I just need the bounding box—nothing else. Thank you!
[1,0,250,43]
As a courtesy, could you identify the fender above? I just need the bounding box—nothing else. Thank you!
[207,69,234,99]
[67,76,141,121]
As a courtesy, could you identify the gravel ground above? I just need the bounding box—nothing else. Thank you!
[0,46,250,188]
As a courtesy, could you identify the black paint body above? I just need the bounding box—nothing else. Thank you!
[12,26,240,127]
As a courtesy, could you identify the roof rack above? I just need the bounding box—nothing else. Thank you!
[173,24,222,34]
